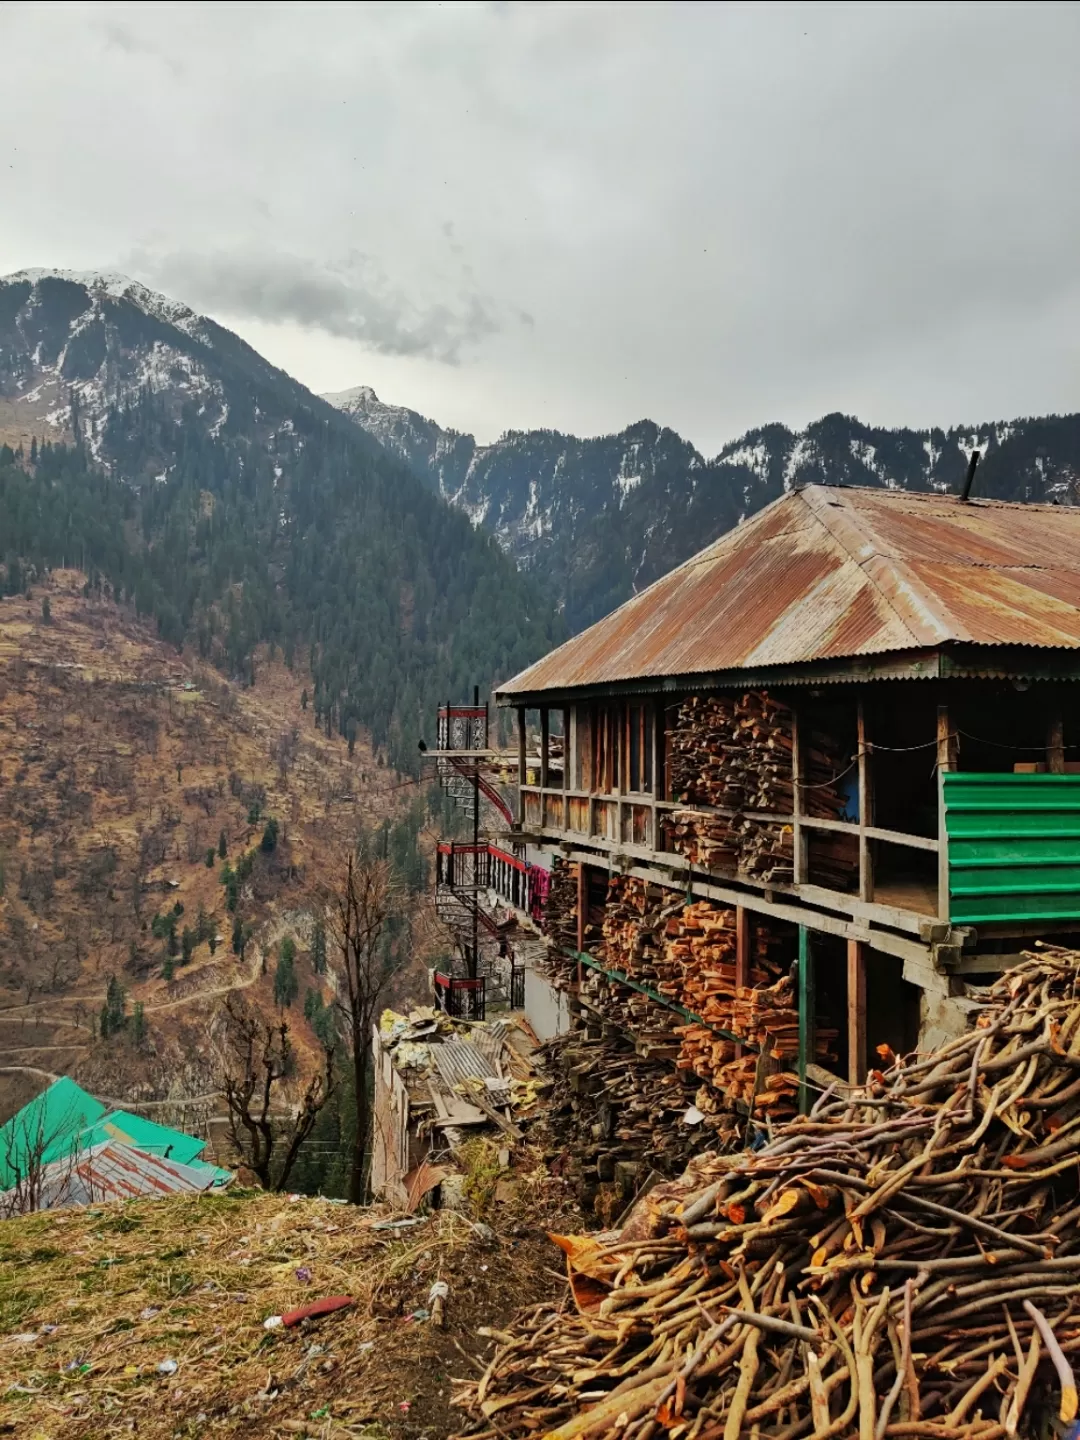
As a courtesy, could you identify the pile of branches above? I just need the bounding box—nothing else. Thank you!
[455,948,1080,1439]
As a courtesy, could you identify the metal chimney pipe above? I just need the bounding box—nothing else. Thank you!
[959,449,981,502]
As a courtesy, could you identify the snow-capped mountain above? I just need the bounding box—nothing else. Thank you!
[326,387,1080,632]
[0,268,560,765]
[0,269,377,470]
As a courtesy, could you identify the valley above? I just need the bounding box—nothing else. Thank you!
[0,568,433,1134]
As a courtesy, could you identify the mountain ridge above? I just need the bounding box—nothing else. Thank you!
[0,268,562,767]
[323,384,1080,631]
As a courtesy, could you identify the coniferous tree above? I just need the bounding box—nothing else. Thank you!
[274,944,298,1008]
[311,918,327,975]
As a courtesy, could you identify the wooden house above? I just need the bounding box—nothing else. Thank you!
[494,483,1080,1101]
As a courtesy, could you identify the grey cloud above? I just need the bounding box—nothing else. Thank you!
[91,18,186,75]
[135,249,500,364]
[4,2,1080,447]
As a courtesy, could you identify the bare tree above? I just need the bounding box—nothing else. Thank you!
[218,994,334,1191]
[0,1101,87,1217]
[327,852,401,1205]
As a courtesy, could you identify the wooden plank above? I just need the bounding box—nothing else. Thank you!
[800,817,939,853]
[517,707,527,826]
[791,705,807,885]
[797,926,814,1115]
[857,698,873,903]
[735,905,750,1061]
[846,938,867,1086]
[540,707,550,790]
[937,705,957,921]
[1048,703,1066,775]
[576,861,586,955]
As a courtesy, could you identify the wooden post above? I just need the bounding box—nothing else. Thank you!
[516,707,527,826]
[792,705,807,885]
[562,706,570,830]
[798,926,814,1115]
[540,706,549,828]
[576,862,587,990]
[735,906,750,1060]
[937,705,957,920]
[847,938,867,1086]
[656,699,665,846]
[857,697,873,903]
[1048,702,1066,775]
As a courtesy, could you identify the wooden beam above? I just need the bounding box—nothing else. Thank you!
[516,707,527,826]
[936,705,957,921]
[735,906,750,1061]
[540,707,549,827]
[792,705,807,885]
[562,707,570,830]
[798,926,814,1115]
[576,861,587,992]
[556,848,938,966]
[857,698,873,904]
[800,817,938,852]
[847,938,867,1086]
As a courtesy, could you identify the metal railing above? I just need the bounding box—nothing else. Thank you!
[436,841,550,927]
[433,971,486,1020]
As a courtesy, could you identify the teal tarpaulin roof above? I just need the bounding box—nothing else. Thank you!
[80,1112,207,1168]
[0,1079,230,1190]
[0,1077,106,1189]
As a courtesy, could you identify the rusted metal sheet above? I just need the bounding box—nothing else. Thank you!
[3,1141,223,1213]
[497,485,1080,701]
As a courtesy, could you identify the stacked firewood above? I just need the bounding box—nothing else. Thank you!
[457,947,1080,1440]
[541,857,578,948]
[578,964,685,1054]
[538,858,582,985]
[664,900,742,1019]
[664,689,856,887]
[668,691,801,812]
[601,876,683,987]
[537,1033,741,1192]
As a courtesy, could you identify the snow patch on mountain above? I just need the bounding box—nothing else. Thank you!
[9,269,210,342]
[720,440,771,485]
[784,436,814,487]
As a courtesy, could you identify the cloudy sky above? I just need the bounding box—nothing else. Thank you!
[2,1,1079,453]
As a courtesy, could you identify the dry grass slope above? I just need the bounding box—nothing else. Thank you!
[0,1168,572,1439]
[0,571,423,1129]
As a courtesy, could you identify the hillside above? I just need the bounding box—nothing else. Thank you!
[0,1177,574,1439]
[0,570,437,1131]
[0,271,562,770]
[326,385,1080,632]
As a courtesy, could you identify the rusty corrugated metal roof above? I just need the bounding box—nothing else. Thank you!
[2,1141,225,1213]
[496,486,1080,699]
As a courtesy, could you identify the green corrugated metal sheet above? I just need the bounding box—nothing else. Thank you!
[944,773,1080,923]
[0,1083,229,1190]
[0,1078,106,1189]
[80,1112,207,1168]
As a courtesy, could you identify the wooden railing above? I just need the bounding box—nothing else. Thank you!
[519,784,942,922]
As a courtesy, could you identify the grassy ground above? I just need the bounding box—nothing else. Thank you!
[0,1171,576,1440]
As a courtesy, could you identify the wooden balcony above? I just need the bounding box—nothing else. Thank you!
[519,782,950,966]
